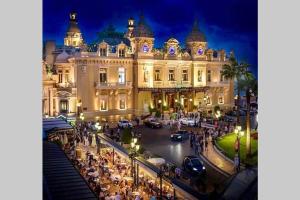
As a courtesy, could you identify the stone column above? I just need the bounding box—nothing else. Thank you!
[49,89,53,116]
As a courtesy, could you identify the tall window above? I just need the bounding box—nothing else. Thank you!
[118,49,125,57]
[100,99,107,111]
[120,99,126,110]
[118,68,125,84]
[206,96,211,105]
[99,68,107,83]
[168,69,175,81]
[220,71,224,82]
[58,70,63,83]
[64,70,69,83]
[154,69,161,81]
[218,96,224,104]
[60,100,68,113]
[100,48,107,56]
[207,70,211,82]
[198,70,202,82]
[182,70,188,81]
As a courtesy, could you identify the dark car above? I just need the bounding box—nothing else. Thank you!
[182,156,206,176]
[170,130,189,141]
[144,118,163,128]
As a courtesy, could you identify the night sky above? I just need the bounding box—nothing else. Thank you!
[43,0,257,77]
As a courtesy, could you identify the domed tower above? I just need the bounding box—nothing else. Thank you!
[125,17,135,38]
[186,19,207,59]
[64,12,84,47]
[131,14,154,56]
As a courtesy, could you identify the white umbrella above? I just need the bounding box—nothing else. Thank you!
[147,158,166,166]
[63,133,68,145]
[91,134,96,147]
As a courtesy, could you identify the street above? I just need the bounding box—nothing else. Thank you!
[133,125,230,192]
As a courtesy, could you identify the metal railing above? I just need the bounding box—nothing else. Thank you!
[97,133,208,200]
[95,81,132,88]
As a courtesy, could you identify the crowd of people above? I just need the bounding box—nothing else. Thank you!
[59,121,178,200]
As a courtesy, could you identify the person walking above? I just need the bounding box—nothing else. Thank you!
[234,154,240,173]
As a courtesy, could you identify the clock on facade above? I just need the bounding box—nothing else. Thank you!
[169,46,176,55]
[142,44,149,53]
[197,48,204,55]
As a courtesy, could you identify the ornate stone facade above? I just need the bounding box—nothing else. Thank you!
[42,13,234,121]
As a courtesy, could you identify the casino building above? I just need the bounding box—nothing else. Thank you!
[43,12,234,121]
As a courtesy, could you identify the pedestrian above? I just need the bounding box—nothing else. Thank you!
[190,133,194,148]
[234,154,240,173]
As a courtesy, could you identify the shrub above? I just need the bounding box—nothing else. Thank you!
[121,127,132,144]
[214,105,221,113]
[155,110,161,118]
[162,105,169,111]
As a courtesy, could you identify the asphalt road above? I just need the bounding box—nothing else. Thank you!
[133,125,230,192]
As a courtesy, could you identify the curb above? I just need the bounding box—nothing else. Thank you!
[198,153,231,178]
[213,142,246,169]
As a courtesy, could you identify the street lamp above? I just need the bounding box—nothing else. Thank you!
[234,126,244,171]
[158,99,162,114]
[189,98,193,112]
[130,137,140,189]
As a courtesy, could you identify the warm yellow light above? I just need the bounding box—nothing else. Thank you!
[175,99,178,103]
[136,145,140,151]
[133,138,138,144]
[234,129,238,134]
[96,116,99,120]
[237,126,242,131]
[189,98,193,102]
[158,99,162,104]
[131,142,135,148]
[240,131,245,137]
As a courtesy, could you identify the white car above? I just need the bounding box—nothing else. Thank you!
[179,118,196,126]
[118,120,133,128]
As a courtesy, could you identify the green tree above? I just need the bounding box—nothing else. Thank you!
[221,53,250,124]
[121,127,132,144]
[239,73,258,159]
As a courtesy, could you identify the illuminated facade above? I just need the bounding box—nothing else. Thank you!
[43,13,234,121]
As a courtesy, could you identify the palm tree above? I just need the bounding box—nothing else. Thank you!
[239,73,257,159]
[221,54,249,124]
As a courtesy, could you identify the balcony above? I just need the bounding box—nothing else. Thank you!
[206,80,230,87]
[55,82,76,93]
[95,81,132,89]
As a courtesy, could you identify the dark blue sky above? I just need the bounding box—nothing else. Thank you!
[43,0,257,77]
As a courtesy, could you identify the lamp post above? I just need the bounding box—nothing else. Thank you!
[158,165,163,200]
[130,137,140,190]
[158,99,162,115]
[79,113,85,121]
[234,126,244,171]
[175,99,178,113]
[189,98,193,112]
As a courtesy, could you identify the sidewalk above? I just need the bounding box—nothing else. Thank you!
[201,137,235,176]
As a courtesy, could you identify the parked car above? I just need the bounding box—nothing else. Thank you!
[179,118,196,126]
[144,118,163,128]
[117,120,133,128]
[182,156,206,176]
[170,130,189,141]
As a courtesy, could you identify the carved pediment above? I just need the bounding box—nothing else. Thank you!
[56,91,72,97]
